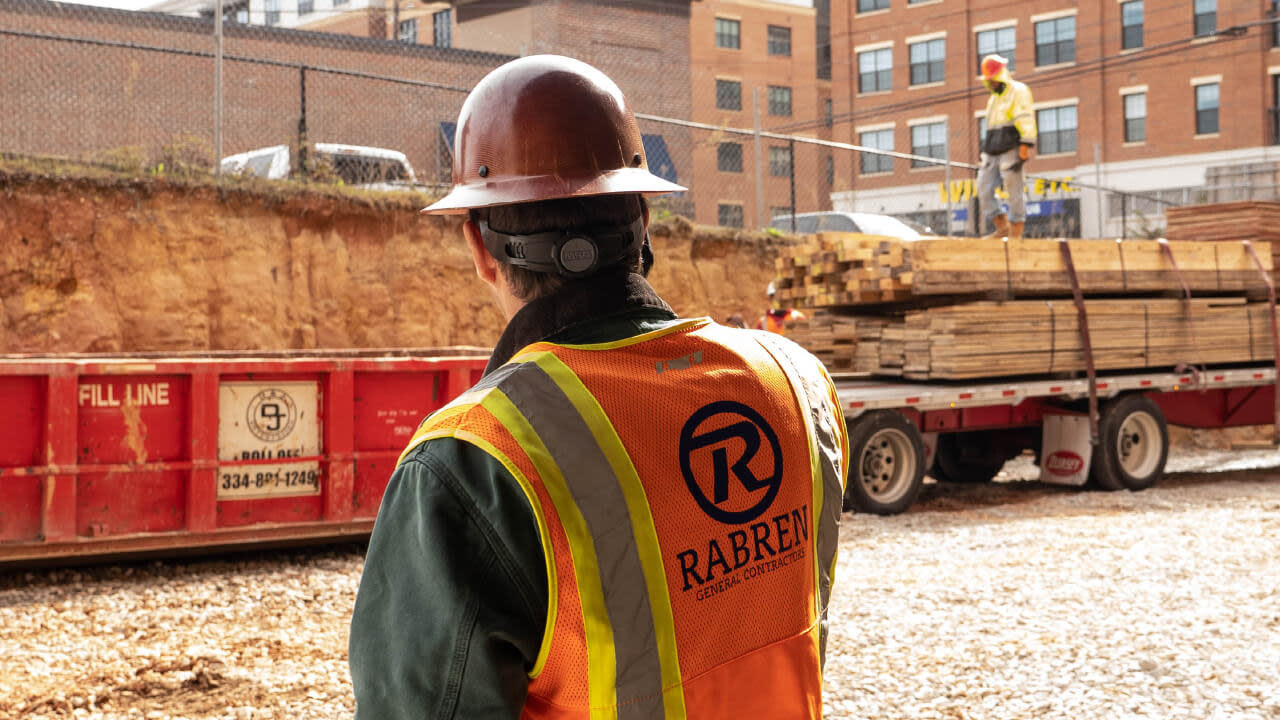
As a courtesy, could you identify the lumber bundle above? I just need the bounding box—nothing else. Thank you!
[785,310,888,372]
[886,298,1275,380]
[1165,201,1280,266]
[771,234,1273,308]
[774,231,1280,381]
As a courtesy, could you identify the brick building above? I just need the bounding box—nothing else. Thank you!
[0,0,507,181]
[689,0,833,228]
[827,0,1280,237]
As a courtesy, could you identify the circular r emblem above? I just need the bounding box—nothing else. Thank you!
[679,401,783,524]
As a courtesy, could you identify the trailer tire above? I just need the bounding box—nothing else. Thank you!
[844,411,926,515]
[1090,394,1169,492]
[933,432,1008,483]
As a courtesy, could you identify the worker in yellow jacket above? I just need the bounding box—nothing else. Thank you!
[977,54,1037,239]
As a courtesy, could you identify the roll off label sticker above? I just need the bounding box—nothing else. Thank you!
[218,381,321,499]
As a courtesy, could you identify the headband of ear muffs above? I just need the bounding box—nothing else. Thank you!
[477,215,648,278]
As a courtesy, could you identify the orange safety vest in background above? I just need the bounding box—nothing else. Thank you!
[759,309,807,335]
[401,319,847,720]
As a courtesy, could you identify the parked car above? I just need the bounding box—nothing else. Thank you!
[219,143,420,191]
[767,211,923,241]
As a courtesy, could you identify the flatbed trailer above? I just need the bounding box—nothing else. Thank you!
[831,364,1280,514]
[0,350,489,566]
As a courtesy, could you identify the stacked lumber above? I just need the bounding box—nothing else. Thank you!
[774,231,1280,381]
[786,310,888,372]
[772,234,1273,309]
[1165,201,1280,266]
[886,298,1275,380]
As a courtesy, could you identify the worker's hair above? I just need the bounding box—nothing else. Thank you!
[469,194,646,301]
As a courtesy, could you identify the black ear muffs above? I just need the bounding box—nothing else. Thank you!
[477,216,646,278]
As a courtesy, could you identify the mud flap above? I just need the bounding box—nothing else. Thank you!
[921,432,938,469]
[1039,413,1092,486]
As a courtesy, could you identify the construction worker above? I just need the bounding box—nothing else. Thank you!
[757,281,807,335]
[349,55,849,719]
[977,54,1037,239]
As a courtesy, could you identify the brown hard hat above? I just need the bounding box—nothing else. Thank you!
[422,54,686,215]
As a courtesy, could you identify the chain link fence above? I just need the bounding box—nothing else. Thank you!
[3,0,1278,238]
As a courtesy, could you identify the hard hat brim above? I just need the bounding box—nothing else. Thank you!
[421,167,687,215]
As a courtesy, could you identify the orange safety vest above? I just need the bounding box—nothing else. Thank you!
[759,309,807,335]
[400,319,847,720]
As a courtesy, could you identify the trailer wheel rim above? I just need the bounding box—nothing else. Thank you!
[859,428,917,504]
[1117,410,1162,479]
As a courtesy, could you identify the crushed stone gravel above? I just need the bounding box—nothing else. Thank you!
[2,457,1278,719]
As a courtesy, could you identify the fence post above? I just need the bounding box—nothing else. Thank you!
[944,151,952,237]
[788,138,796,233]
[298,66,308,178]
[753,87,764,229]
[1093,143,1104,238]
[214,0,223,180]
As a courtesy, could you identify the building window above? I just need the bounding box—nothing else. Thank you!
[769,145,793,177]
[1123,93,1146,143]
[718,204,744,228]
[857,0,889,12]
[235,5,248,21]
[825,154,834,186]
[1194,0,1216,37]
[1037,105,1078,154]
[858,48,892,94]
[1196,82,1219,134]
[433,10,452,47]
[398,18,418,43]
[910,121,946,168]
[860,128,894,174]
[716,79,741,111]
[297,0,312,15]
[768,25,792,56]
[1273,0,1280,47]
[333,0,346,6]
[768,86,792,117]
[824,98,833,127]
[715,18,740,49]
[264,0,279,25]
[717,143,743,173]
[909,38,945,85]
[1122,1,1143,49]
[975,26,1016,74]
[1035,16,1075,66]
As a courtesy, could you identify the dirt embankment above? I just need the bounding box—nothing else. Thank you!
[0,173,784,353]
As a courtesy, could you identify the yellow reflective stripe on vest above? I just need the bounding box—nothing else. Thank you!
[751,332,845,664]
[493,360,676,719]
[396,392,561,680]
[517,351,688,720]
[481,385,622,718]
[454,426,560,680]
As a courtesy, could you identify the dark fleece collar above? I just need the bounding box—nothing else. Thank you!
[484,269,675,375]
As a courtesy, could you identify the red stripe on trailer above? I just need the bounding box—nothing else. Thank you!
[849,401,865,408]
[1214,375,1225,382]
[1050,386,1063,393]
[1141,380,1153,387]
[958,393,973,400]
[905,397,920,404]
[1097,383,1109,389]
[1002,390,1016,397]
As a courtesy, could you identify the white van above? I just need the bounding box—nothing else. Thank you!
[220,143,419,191]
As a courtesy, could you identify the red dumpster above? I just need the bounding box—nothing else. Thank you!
[0,349,489,565]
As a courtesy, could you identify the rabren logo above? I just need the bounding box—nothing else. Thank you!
[1044,450,1084,477]
[679,401,783,524]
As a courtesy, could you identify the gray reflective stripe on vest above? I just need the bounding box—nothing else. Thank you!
[752,332,844,665]
[499,362,666,718]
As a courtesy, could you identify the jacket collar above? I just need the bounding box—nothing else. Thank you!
[484,269,675,375]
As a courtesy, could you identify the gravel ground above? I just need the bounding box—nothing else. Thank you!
[2,451,1279,719]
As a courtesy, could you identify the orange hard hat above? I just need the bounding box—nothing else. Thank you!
[423,55,686,215]
[980,54,1009,82]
